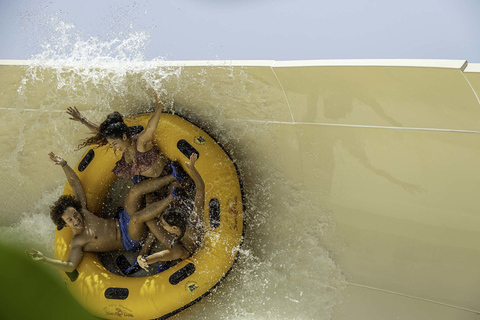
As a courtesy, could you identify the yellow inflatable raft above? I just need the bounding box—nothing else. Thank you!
[54,113,244,319]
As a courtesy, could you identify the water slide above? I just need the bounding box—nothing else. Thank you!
[1,59,479,319]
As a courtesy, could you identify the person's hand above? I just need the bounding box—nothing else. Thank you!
[137,255,149,271]
[26,249,45,263]
[66,106,83,122]
[48,152,66,166]
[186,153,198,170]
[153,92,161,106]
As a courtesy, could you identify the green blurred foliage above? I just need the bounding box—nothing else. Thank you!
[0,242,99,320]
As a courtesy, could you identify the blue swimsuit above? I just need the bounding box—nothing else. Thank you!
[118,208,144,252]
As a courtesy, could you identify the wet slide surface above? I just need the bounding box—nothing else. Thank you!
[1,59,480,319]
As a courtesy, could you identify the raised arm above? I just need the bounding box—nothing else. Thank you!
[26,244,83,273]
[48,152,87,210]
[185,153,205,216]
[66,106,99,133]
[137,92,164,148]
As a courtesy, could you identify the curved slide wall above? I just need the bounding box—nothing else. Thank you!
[1,59,480,319]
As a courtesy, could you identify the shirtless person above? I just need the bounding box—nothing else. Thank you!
[137,153,205,270]
[26,152,179,273]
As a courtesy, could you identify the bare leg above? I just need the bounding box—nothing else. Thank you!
[124,175,176,215]
[128,194,175,241]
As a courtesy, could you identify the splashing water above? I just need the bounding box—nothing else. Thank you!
[0,16,346,320]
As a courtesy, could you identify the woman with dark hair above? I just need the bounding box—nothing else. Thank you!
[66,92,169,183]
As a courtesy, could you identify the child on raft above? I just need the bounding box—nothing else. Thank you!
[137,153,205,270]
[66,92,169,184]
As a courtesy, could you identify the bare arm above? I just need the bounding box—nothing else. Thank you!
[186,153,205,217]
[26,245,83,273]
[137,92,164,150]
[66,106,99,133]
[138,232,156,256]
[145,219,176,250]
[49,152,87,210]
[137,244,188,270]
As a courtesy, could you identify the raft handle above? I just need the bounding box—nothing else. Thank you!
[105,287,129,300]
[169,263,196,285]
[177,139,200,159]
[78,149,95,172]
[209,198,221,229]
[65,269,79,282]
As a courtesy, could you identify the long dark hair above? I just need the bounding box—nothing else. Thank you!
[77,112,132,149]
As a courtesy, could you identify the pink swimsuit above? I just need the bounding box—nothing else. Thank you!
[112,136,162,180]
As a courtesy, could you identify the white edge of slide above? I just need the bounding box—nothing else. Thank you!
[0,59,470,70]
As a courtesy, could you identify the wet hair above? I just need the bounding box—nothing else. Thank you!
[50,195,82,228]
[162,207,188,236]
[77,111,131,149]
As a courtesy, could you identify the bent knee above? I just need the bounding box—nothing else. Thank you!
[129,214,142,225]
[127,185,143,201]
